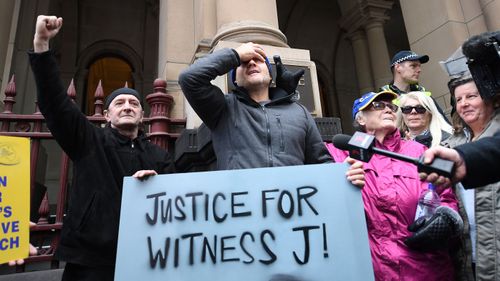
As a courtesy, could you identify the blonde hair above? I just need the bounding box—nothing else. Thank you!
[397,92,452,147]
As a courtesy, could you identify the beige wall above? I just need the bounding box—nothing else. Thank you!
[399,0,498,114]
[4,0,499,129]
[480,0,500,30]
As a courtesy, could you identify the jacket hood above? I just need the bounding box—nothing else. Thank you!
[232,86,297,106]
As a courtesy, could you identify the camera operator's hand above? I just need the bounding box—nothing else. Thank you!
[273,55,305,94]
[405,206,463,251]
[419,146,466,187]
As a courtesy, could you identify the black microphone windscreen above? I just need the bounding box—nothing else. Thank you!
[332,134,352,150]
[462,34,485,59]
[463,31,500,63]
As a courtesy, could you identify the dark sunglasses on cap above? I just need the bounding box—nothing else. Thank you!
[401,105,427,114]
[369,101,398,113]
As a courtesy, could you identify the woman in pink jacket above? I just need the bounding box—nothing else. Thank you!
[326,90,461,281]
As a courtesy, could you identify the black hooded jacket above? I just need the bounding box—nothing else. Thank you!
[29,51,174,267]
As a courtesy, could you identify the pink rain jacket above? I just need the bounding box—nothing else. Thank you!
[326,130,457,281]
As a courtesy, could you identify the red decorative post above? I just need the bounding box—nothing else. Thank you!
[93,80,104,116]
[31,78,42,217]
[53,80,75,224]
[1,75,16,132]
[2,75,16,114]
[67,79,76,102]
[37,192,50,224]
[146,79,174,150]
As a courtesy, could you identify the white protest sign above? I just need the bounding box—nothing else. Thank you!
[115,163,374,281]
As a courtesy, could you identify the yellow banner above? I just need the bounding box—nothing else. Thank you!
[0,136,30,264]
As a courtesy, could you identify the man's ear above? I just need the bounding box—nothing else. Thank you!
[395,63,406,74]
[104,109,110,122]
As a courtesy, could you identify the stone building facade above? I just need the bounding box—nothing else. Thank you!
[0,0,499,276]
[1,0,499,130]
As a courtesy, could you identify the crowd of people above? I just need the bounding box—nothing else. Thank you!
[341,42,499,280]
[3,14,499,281]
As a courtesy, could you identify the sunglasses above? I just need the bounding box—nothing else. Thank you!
[401,105,427,114]
[369,101,398,113]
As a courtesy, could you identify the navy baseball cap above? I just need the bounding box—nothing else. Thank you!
[230,56,273,86]
[352,90,398,119]
[391,50,429,67]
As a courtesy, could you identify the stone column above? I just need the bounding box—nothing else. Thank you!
[481,0,500,31]
[347,31,375,94]
[0,0,20,108]
[193,0,217,58]
[158,0,195,122]
[212,0,287,47]
[157,0,169,78]
[339,0,393,92]
[364,19,392,88]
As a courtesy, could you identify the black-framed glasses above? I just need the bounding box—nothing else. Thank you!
[370,101,398,113]
[401,105,427,114]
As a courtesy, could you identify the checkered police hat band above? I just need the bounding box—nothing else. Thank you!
[392,54,419,66]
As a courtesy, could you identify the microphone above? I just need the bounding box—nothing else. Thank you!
[332,132,455,178]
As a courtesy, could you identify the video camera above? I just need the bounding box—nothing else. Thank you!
[462,31,500,100]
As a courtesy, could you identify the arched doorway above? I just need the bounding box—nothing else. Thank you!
[85,57,134,115]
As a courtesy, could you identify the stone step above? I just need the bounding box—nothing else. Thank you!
[0,269,63,281]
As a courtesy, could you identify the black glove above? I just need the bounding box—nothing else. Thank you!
[273,55,305,94]
[404,206,463,251]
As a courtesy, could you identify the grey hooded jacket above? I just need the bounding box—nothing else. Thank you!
[179,48,332,170]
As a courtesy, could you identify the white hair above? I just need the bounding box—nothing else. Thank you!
[397,91,452,147]
[353,111,365,131]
